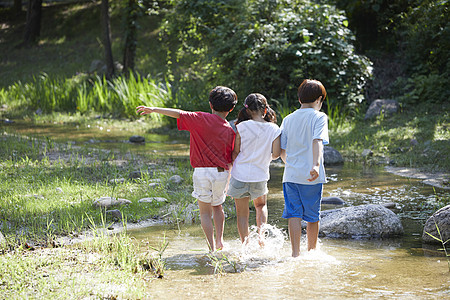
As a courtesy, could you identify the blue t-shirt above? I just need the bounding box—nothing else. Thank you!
[280,108,329,184]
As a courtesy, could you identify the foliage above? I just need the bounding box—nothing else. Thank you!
[0,72,171,119]
[333,0,413,50]
[162,0,372,109]
[334,0,449,105]
[121,0,161,73]
[393,0,450,105]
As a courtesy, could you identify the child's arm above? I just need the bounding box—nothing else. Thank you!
[232,131,241,162]
[280,149,287,163]
[136,106,182,119]
[271,135,281,160]
[308,139,323,182]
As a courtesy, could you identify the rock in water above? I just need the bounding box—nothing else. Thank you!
[319,204,404,238]
[129,135,145,143]
[422,205,450,245]
[321,197,345,205]
[324,146,344,165]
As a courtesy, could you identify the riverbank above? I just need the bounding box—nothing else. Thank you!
[385,166,449,190]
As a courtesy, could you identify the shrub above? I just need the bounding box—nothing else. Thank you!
[394,0,450,104]
[161,0,372,109]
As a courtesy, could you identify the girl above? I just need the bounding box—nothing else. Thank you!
[228,93,281,244]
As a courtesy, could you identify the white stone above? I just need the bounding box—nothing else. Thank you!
[138,197,168,203]
[93,197,132,208]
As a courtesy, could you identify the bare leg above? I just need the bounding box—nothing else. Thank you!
[307,221,319,251]
[288,217,302,257]
[253,194,268,245]
[212,204,225,250]
[234,196,250,243]
[198,201,215,251]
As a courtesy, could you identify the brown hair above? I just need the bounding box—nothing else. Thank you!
[235,93,277,125]
[209,86,238,112]
[297,79,327,103]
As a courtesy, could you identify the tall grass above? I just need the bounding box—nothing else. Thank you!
[326,96,348,131]
[1,72,172,121]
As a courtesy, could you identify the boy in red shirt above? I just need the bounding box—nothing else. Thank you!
[136,86,237,251]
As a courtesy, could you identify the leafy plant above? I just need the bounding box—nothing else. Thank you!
[206,251,242,276]
[147,234,169,278]
[162,0,372,109]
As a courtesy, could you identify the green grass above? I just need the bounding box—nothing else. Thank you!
[0,131,199,246]
[0,72,172,120]
[0,227,168,298]
[330,104,450,172]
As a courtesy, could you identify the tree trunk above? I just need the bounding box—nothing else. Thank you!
[122,0,138,75]
[13,0,22,14]
[101,0,115,79]
[24,0,42,45]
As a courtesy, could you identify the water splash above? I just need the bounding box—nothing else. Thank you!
[236,224,287,267]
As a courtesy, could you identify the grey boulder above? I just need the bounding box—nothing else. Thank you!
[422,205,450,245]
[318,204,404,238]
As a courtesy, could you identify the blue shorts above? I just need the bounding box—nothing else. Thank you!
[282,182,322,222]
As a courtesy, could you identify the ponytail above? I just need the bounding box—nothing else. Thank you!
[235,106,252,125]
[264,107,277,124]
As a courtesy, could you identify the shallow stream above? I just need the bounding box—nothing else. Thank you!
[130,165,449,298]
[3,120,449,298]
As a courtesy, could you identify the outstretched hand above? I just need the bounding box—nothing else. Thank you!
[307,166,319,182]
[136,106,155,115]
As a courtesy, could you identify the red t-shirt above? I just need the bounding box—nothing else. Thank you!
[177,111,235,169]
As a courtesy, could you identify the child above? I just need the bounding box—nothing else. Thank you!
[136,86,237,252]
[279,79,329,257]
[227,93,281,244]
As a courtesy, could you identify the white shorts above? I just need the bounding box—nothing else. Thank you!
[192,167,230,206]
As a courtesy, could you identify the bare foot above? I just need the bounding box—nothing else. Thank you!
[216,241,223,251]
[258,235,265,248]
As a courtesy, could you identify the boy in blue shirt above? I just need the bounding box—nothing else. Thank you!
[280,79,329,257]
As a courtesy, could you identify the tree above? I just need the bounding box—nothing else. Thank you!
[101,0,115,78]
[13,0,22,14]
[122,0,160,75]
[122,0,139,74]
[24,0,42,45]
